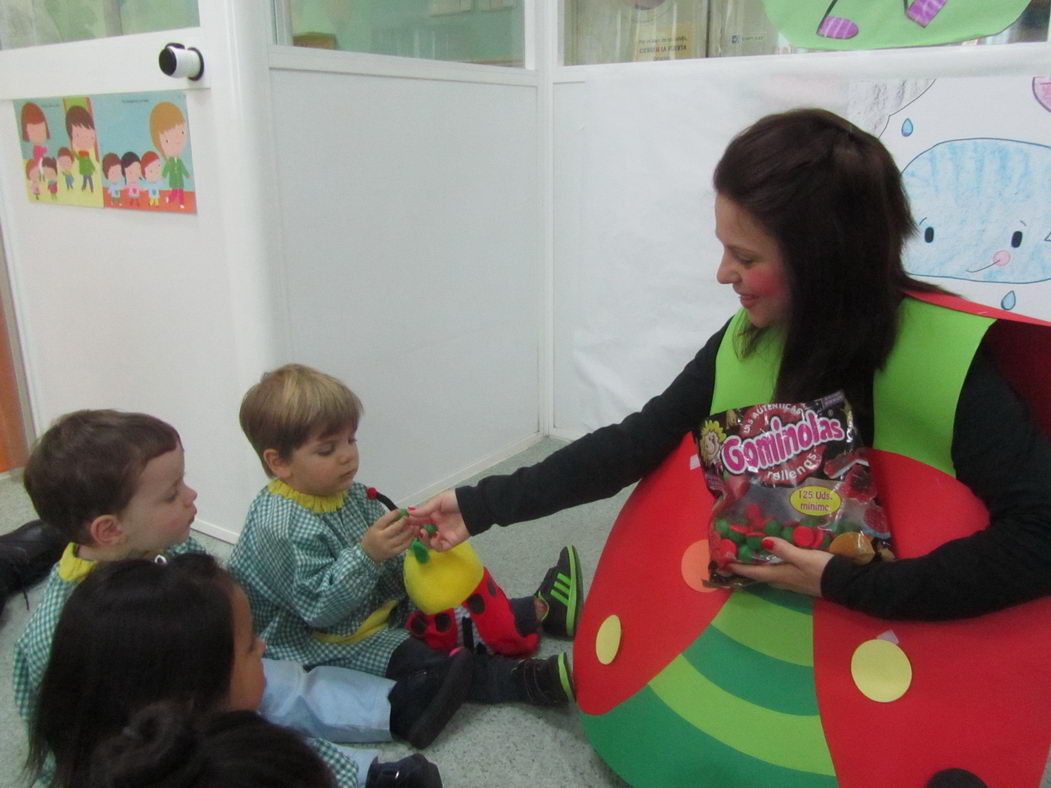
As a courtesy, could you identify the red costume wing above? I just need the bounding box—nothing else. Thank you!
[575,435,729,715]
[815,451,1051,786]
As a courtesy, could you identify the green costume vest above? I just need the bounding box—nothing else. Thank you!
[712,297,993,474]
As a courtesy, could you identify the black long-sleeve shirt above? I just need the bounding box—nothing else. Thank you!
[457,324,1051,621]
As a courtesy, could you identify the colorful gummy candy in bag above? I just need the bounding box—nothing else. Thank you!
[697,391,894,588]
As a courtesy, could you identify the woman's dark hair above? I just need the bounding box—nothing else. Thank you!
[87,702,335,788]
[28,554,237,787]
[713,108,943,406]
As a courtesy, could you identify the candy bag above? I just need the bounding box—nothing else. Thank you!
[697,391,893,587]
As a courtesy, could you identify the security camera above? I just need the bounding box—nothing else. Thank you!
[158,43,204,81]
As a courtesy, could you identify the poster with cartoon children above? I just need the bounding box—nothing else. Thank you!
[14,91,196,213]
[16,97,102,208]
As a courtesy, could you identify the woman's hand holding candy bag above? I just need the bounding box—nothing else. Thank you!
[730,536,833,597]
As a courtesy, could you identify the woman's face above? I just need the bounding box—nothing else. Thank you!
[227,584,267,711]
[714,194,791,329]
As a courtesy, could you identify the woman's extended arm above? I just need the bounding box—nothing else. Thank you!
[454,325,729,536]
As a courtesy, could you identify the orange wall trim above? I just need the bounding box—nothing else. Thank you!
[0,303,28,473]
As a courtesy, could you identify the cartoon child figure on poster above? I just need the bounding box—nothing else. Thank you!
[150,101,191,209]
[57,148,75,190]
[102,153,124,206]
[25,160,41,200]
[65,105,97,193]
[122,152,143,208]
[142,151,163,207]
[42,157,59,200]
[20,103,50,189]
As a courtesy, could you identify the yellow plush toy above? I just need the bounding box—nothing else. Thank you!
[402,525,540,657]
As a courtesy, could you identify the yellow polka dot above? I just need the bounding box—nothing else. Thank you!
[595,614,622,665]
[851,638,912,702]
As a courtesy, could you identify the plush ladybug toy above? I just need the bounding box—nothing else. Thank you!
[367,488,538,658]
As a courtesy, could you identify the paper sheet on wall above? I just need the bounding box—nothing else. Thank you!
[849,75,1051,320]
[571,71,844,432]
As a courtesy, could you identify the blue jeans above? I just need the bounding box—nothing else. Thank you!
[259,658,394,743]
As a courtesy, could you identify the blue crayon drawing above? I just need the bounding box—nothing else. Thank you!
[901,138,1051,310]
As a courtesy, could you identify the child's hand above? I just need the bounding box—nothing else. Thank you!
[360,508,417,564]
[407,491,469,552]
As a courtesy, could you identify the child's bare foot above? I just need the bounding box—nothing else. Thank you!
[534,596,548,620]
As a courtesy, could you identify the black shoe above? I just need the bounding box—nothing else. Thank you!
[927,769,988,788]
[535,546,583,638]
[389,648,472,748]
[512,652,575,706]
[0,520,66,598]
[365,754,442,788]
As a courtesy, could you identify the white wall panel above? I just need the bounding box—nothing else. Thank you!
[270,68,541,503]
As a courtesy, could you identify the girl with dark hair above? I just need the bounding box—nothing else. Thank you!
[28,554,440,788]
[411,107,1051,622]
[29,554,235,786]
[88,702,336,788]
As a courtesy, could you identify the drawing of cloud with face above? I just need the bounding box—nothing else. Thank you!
[902,138,1051,285]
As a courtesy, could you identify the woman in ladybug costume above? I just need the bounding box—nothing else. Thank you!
[411,109,1051,786]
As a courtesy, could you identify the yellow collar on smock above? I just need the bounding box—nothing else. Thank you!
[267,478,346,513]
[57,543,97,583]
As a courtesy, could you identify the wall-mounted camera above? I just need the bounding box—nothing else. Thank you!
[158,43,204,81]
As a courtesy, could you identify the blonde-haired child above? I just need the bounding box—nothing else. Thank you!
[230,364,578,708]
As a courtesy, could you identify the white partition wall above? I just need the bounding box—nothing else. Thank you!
[267,54,543,502]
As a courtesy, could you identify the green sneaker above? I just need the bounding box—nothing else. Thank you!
[536,545,582,638]
[513,652,575,706]
[553,652,576,704]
